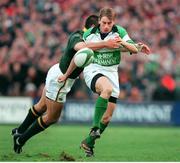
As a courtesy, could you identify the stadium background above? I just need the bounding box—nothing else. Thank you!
[0,0,180,161]
[0,0,179,102]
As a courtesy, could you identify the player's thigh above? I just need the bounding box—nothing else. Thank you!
[106,71,119,98]
[45,97,63,120]
[95,76,113,94]
[34,87,47,113]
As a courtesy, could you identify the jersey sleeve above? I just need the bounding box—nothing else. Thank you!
[116,25,135,44]
[69,33,84,50]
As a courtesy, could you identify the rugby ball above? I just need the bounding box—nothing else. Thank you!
[74,48,94,68]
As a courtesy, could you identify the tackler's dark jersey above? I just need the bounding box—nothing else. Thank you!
[59,30,84,79]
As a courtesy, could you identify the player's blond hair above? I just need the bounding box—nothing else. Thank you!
[99,7,116,20]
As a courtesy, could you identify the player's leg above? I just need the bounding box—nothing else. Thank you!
[100,100,116,134]
[98,71,119,135]
[85,100,116,156]
[13,63,75,154]
[12,88,47,135]
[93,74,119,144]
[81,99,116,156]
[81,67,119,156]
[16,98,63,147]
[81,75,113,156]
[91,76,113,130]
[87,89,118,154]
[13,97,64,154]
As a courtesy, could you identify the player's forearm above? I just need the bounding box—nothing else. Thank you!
[74,41,107,51]
[85,41,108,50]
[63,58,77,78]
[119,44,142,52]
[120,41,138,53]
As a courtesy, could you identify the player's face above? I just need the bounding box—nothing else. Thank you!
[99,16,114,34]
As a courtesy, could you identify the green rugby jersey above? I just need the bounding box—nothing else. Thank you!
[83,25,135,67]
[59,30,84,79]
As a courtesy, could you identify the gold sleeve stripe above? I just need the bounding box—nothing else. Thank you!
[38,117,45,129]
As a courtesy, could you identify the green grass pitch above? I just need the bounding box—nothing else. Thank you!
[0,124,180,161]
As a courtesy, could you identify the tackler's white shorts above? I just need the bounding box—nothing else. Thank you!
[45,64,75,103]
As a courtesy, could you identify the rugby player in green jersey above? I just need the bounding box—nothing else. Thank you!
[81,7,151,157]
[81,7,150,157]
[12,15,121,154]
[59,8,150,157]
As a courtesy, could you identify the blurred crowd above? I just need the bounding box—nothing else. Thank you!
[0,0,179,102]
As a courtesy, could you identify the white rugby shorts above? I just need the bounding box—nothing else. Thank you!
[83,64,120,98]
[45,63,75,103]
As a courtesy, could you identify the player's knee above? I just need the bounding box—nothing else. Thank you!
[43,118,57,126]
[101,87,113,98]
[43,114,59,125]
[34,101,46,113]
[36,101,45,108]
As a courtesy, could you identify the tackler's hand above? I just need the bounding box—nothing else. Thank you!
[58,74,67,83]
[105,38,122,49]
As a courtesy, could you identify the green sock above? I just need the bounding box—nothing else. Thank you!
[93,96,108,128]
[99,122,108,134]
[85,97,108,147]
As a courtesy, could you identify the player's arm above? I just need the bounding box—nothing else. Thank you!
[60,41,109,81]
[117,36,138,53]
[80,27,120,50]
[74,39,120,51]
[116,25,138,53]
[58,58,77,82]
[119,42,151,54]
[58,39,120,82]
